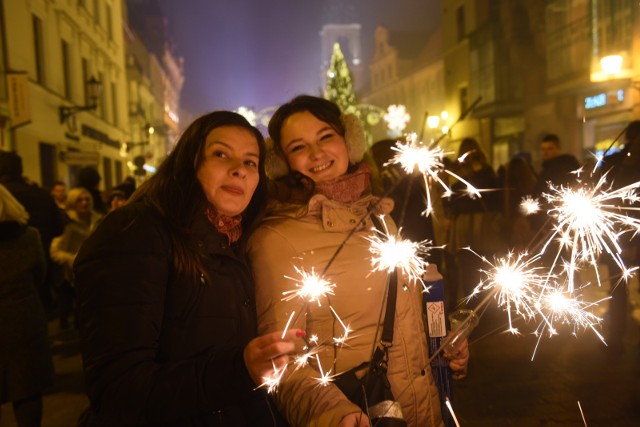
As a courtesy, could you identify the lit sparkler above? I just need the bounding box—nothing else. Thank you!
[282,266,335,306]
[366,215,432,288]
[386,134,481,216]
[265,264,351,394]
[530,284,608,360]
[540,175,640,291]
[469,250,548,333]
[259,360,288,394]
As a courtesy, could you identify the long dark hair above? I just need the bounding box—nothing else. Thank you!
[129,111,267,279]
[267,95,352,203]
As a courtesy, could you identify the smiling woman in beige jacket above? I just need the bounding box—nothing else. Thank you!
[248,95,469,427]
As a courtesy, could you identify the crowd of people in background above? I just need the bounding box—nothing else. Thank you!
[0,114,638,426]
[0,151,136,427]
[425,125,639,358]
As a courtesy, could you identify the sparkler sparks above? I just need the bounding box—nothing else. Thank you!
[520,196,540,215]
[314,354,334,387]
[445,397,461,427]
[541,175,640,291]
[534,287,607,341]
[386,134,481,215]
[366,215,432,288]
[259,360,288,394]
[471,250,548,333]
[329,305,351,346]
[282,266,335,306]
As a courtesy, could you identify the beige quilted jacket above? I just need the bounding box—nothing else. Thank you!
[248,194,443,427]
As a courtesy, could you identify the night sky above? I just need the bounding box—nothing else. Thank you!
[157,0,441,117]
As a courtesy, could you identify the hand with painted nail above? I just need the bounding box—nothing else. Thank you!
[243,329,306,386]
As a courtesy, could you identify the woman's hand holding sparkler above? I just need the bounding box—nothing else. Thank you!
[444,337,470,380]
[243,329,306,386]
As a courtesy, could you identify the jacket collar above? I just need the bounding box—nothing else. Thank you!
[190,210,239,257]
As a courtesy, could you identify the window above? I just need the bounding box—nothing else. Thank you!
[33,15,45,84]
[0,11,4,100]
[111,82,118,125]
[61,40,72,99]
[103,157,113,189]
[98,72,106,118]
[456,5,465,42]
[106,4,113,40]
[39,143,56,188]
[114,160,123,184]
[459,86,468,114]
[94,0,100,25]
[81,58,90,104]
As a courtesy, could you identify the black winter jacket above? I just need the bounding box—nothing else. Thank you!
[533,154,581,197]
[75,201,284,427]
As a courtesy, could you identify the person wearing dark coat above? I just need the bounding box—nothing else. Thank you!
[530,134,581,232]
[532,133,580,198]
[0,184,54,427]
[445,138,505,304]
[74,111,302,427]
[0,151,64,313]
[595,120,640,354]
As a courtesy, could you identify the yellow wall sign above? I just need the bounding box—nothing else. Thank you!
[6,72,31,127]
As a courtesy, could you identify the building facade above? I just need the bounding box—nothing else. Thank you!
[362,25,446,144]
[0,0,183,190]
[441,0,640,170]
[2,0,130,190]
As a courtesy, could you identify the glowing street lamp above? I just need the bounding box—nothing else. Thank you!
[427,115,440,129]
[600,55,623,76]
[425,111,449,138]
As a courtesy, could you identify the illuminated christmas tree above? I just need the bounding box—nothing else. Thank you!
[324,42,356,114]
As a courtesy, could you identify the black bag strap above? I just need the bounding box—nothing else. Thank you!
[369,215,397,350]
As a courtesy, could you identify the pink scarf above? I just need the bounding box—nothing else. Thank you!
[314,163,371,204]
[205,206,242,244]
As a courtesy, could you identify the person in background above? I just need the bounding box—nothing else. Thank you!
[0,151,64,314]
[106,185,129,212]
[249,95,468,426]
[532,133,580,199]
[597,120,640,354]
[75,166,107,215]
[118,176,137,199]
[50,181,67,210]
[50,188,102,329]
[74,111,301,426]
[0,184,54,427]
[502,153,537,252]
[445,138,505,305]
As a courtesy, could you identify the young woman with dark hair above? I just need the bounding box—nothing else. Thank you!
[75,111,302,426]
[249,96,468,427]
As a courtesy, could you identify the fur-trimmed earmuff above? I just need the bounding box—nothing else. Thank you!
[265,112,366,180]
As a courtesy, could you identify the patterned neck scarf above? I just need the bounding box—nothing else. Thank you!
[314,163,371,204]
[205,206,242,244]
